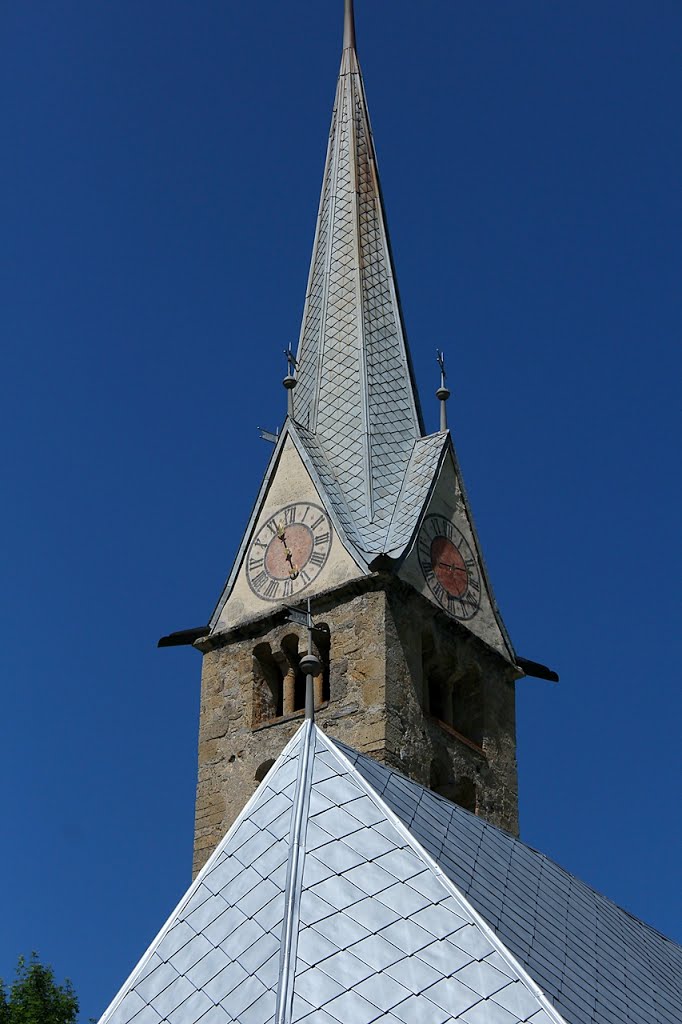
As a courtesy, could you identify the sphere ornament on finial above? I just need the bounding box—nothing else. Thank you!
[283,344,298,418]
[299,652,322,679]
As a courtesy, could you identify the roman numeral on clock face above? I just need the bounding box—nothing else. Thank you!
[251,570,268,591]
[418,513,481,621]
[246,502,333,602]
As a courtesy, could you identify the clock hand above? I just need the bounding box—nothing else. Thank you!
[437,561,467,573]
[277,537,300,579]
[285,550,299,579]
[274,522,300,578]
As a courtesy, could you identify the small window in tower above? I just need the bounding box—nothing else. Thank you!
[422,630,444,717]
[315,624,331,704]
[452,777,477,813]
[294,673,306,712]
[430,759,477,813]
[452,667,483,747]
[281,634,306,714]
[428,676,445,721]
[252,643,283,724]
[255,759,276,784]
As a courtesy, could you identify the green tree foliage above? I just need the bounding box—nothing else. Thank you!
[0,955,78,1024]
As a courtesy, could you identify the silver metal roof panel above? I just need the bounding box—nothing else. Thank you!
[100,720,681,1024]
[338,737,682,1024]
[291,6,425,557]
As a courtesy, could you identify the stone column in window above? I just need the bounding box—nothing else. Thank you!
[283,667,296,716]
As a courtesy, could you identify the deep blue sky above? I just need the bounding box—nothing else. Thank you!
[1,1,680,1018]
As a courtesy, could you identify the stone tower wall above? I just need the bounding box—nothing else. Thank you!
[192,577,518,877]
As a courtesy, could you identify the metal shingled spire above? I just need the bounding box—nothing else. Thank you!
[293,0,424,550]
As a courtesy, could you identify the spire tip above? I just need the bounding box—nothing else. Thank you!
[343,0,356,51]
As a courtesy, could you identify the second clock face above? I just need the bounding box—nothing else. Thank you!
[417,513,481,620]
[246,502,332,602]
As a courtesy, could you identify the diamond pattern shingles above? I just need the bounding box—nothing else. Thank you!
[385,431,448,554]
[289,424,365,556]
[100,721,682,1024]
[293,44,423,556]
[289,727,553,1024]
[338,738,682,1024]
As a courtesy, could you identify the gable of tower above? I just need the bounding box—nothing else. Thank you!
[398,443,515,664]
[211,430,366,634]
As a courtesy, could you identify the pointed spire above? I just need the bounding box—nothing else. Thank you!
[343,0,356,51]
[292,0,424,550]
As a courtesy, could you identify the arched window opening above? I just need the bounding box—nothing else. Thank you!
[281,634,306,713]
[430,760,477,814]
[315,624,331,704]
[253,643,283,724]
[294,673,306,712]
[255,759,276,784]
[452,667,483,747]
[423,631,451,723]
[428,677,445,721]
[452,778,477,813]
[430,757,449,793]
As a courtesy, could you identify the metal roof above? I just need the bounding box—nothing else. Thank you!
[339,739,682,1024]
[291,0,425,554]
[384,432,449,556]
[99,724,681,1024]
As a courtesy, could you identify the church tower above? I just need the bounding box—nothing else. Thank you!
[164,2,552,878]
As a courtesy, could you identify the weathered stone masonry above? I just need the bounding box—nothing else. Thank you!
[192,575,518,876]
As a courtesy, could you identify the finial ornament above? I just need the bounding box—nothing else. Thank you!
[299,599,322,721]
[436,350,451,432]
[283,344,298,419]
[343,0,356,51]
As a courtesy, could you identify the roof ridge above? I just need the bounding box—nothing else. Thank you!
[316,727,571,1024]
[331,735,682,1021]
[383,430,449,556]
[333,734,682,946]
[275,720,315,1023]
[97,725,682,1024]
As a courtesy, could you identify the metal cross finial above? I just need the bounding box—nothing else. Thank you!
[283,344,298,419]
[436,349,451,432]
[436,349,447,388]
[343,0,356,51]
[284,343,298,377]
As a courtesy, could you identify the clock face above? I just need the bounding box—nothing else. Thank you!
[246,502,332,602]
[417,514,481,620]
